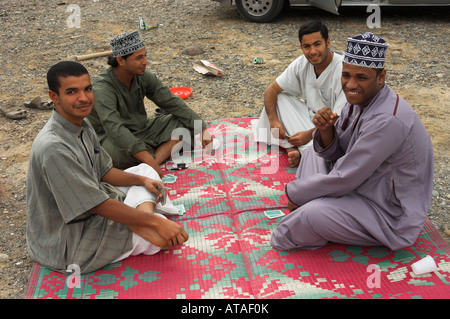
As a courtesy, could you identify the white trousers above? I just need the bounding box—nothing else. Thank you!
[254,92,315,154]
[113,164,168,262]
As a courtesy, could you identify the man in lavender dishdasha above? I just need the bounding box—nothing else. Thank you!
[271,32,434,251]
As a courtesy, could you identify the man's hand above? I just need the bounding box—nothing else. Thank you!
[201,127,214,149]
[288,199,299,212]
[287,130,314,147]
[312,107,339,149]
[313,107,339,131]
[142,178,166,204]
[269,119,287,140]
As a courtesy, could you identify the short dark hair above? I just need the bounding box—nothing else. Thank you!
[375,68,384,76]
[47,61,89,95]
[298,20,329,44]
[107,53,132,67]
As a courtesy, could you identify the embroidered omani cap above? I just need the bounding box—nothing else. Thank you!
[344,32,389,69]
[110,30,145,57]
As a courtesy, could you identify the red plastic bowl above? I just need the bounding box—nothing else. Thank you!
[170,87,193,99]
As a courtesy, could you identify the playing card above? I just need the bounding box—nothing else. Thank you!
[174,204,186,215]
[264,210,285,219]
[157,183,166,205]
[162,174,177,184]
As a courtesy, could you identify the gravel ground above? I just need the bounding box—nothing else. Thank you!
[0,0,448,299]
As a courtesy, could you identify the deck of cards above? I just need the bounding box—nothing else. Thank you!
[264,210,285,219]
[156,184,166,206]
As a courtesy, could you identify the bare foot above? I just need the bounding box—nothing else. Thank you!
[287,148,301,167]
[128,223,168,248]
[128,214,188,249]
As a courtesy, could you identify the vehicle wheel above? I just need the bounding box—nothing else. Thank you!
[235,0,285,23]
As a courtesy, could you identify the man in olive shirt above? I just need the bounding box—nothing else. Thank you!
[26,61,188,274]
[88,31,212,176]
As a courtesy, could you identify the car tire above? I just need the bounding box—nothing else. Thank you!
[235,0,285,23]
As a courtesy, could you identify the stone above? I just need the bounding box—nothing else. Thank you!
[182,45,204,56]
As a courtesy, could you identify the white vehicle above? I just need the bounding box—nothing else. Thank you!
[213,0,450,22]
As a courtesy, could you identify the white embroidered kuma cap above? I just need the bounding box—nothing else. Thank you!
[110,30,145,58]
[344,32,389,69]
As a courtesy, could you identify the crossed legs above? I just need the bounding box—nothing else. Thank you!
[270,194,385,251]
[113,164,183,262]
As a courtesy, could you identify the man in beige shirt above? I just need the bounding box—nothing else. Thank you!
[26,61,188,274]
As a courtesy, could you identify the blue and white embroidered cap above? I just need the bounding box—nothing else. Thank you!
[344,32,389,69]
[110,30,145,57]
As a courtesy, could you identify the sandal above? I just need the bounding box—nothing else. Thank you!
[24,96,54,110]
[0,103,27,120]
